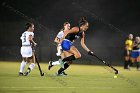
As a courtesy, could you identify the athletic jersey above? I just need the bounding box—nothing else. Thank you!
[125,39,133,50]
[132,42,140,50]
[65,27,83,42]
[20,31,34,46]
[57,30,64,39]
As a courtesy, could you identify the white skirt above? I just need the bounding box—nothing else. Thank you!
[20,46,32,57]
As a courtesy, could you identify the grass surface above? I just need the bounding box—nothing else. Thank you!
[0,61,140,93]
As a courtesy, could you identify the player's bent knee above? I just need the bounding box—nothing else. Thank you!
[75,53,81,59]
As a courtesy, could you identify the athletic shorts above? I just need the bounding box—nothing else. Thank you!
[61,39,73,51]
[131,50,140,58]
[20,46,32,57]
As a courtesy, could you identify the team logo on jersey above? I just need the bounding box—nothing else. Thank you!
[75,35,80,39]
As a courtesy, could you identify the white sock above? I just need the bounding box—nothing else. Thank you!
[29,63,35,70]
[19,61,27,73]
[52,61,60,65]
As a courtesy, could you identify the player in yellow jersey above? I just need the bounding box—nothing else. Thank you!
[124,34,133,69]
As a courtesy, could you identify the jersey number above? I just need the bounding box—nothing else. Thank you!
[23,33,26,42]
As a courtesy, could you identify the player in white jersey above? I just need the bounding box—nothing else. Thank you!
[19,23,37,76]
[55,30,64,56]
[48,22,71,75]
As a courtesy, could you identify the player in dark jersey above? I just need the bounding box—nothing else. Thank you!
[131,37,140,70]
[56,17,94,75]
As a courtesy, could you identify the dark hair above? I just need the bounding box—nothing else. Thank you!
[79,17,88,27]
[63,22,70,26]
[60,22,70,31]
[25,23,33,30]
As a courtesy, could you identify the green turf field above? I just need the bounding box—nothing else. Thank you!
[0,61,140,93]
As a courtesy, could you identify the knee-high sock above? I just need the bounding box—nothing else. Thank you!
[58,63,70,74]
[64,63,69,70]
[28,63,35,71]
[127,60,131,68]
[62,55,76,62]
[58,68,65,74]
[52,61,60,65]
[136,62,140,69]
[26,63,35,73]
[124,61,128,69]
[19,61,27,73]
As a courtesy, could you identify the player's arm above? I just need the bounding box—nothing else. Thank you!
[61,27,79,41]
[132,41,137,48]
[29,35,37,47]
[54,31,63,44]
[80,32,90,52]
[80,32,94,55]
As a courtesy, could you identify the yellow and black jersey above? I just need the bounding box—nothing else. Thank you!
[125,39,133,50]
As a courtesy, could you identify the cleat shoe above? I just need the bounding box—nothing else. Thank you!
[24,68,31,76]
[24,72,29,76]
[48,61,53,70]
[19,72,23,76]
[55,72,66,76]
[61,71,67,76]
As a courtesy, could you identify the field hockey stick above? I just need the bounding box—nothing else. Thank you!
[89,52,118,74]
[32,46,44,76]
[34,54,44,76]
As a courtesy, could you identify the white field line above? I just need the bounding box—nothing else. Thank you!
[0,86,112,89]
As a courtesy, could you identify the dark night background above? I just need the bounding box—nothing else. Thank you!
[0,0,140,65]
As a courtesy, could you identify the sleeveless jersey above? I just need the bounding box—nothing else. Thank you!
[65,27,83,42]
[57,30,64,39]
[20,31,34,46]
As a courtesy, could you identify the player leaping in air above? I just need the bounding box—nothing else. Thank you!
[55,17,94,76]
[19,23,37,76]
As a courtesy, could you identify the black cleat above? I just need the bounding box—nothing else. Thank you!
[48,61,53,70]
[61,71,68,76]
[24,68,31,76]
[19,72,23,76]
[55,72,66,76]
[24,72,29,76]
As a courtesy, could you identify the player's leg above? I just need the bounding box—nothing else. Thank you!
[19,57,27,76]
[19,47,28,76]
[24,54,35,76]
[48,44,63,70]
[56,44,62,56]
[136,52,140,70]
[124,50,131,69]
[130,51,138,69]
[52,52,65,66]
[62,46,81,62]
[24,47,35,76]
[57,46,81,75]
[124,56,129,69]
[48,51,71,71]
[48,51,64,70]
[60,51,72,75]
